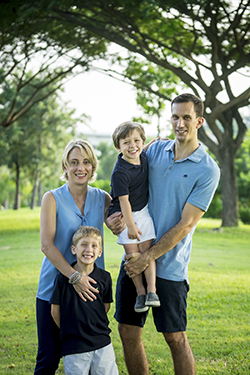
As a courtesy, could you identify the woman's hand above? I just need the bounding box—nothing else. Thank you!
[73,274,99,302]
[106,212,126,235]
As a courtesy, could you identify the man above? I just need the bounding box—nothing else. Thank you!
[108,93,220,375]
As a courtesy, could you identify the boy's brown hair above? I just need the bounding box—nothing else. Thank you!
[112,121,146,149]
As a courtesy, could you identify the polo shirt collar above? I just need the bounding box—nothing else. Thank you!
[164,140,205,163]
[118,152,141,169]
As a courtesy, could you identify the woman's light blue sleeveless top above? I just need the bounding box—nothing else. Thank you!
[37,183,106,301]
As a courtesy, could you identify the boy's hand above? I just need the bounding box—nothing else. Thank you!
[73,275,99,302]
[127,225,142,241]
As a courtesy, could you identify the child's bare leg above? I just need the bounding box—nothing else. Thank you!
[138,240,156,293]
[123,244,146,296]
[144,261,156,293]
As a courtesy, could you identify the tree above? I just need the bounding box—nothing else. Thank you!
[124,60,181,135]
[2,0,250,225]
[96,142,117,180]
[0,75,86,209]
[236,128,250,207]
[0,1,108,128]
[0,37,92,128]
[50,0,250,226]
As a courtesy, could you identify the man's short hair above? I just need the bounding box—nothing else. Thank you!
[171,93,204,118]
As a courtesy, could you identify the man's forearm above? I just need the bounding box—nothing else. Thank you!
[148,222,190,263]
[148,203,204,263]
[125,203,205,277]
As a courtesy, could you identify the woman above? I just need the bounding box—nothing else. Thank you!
[34,139,124,375]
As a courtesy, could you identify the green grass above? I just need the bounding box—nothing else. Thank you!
[0,209,250,374]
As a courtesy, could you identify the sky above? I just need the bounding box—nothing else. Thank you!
[60,69,170,138]
[60,61,250,140]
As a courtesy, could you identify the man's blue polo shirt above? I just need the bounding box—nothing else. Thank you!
[147,140,220,283]
[109,150,148,215]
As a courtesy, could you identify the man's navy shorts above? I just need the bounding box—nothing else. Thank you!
[114,261,189,333]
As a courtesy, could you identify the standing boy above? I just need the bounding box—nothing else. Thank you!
[50,226,118,375]
[109,121,160,313]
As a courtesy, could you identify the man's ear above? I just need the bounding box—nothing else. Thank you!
[196,117,204,129]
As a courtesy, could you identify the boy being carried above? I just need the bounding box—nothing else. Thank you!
[50,226,118,375]
[109,121,160,313]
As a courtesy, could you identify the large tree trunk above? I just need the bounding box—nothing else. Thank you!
[13,161,20,210]
[198,118,243,227]
[218,151,239,227]
[4,199,9,210]
[30,170,40,209]
[38,181,42,207]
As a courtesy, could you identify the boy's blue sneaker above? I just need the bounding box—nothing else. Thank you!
[145,292,161,307]
[134,295,149,313]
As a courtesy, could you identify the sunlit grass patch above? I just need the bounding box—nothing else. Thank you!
[0,210,250,374]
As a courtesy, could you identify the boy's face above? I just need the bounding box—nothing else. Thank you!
[71,236,103,266]
[117,129,145,164]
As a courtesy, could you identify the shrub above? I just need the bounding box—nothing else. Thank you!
[239,205,250,224]
[204,194,222,218]
[90,179,111,194]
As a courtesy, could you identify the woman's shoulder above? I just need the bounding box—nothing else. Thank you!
[50,183,67,195]
[88,185,105,193]
[87,185,106,200]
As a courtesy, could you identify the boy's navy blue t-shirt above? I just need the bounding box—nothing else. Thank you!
[50,263,113,356]
[109,150,148,216]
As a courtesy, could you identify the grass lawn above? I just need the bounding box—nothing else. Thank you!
[0,209,249,374]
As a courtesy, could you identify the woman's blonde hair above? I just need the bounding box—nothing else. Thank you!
[61,139,98,183]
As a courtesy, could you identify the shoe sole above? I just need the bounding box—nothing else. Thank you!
[145,301,161,307]
[134,306,149,313]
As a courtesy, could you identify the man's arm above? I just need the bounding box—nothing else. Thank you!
[125,202,205,278]
[144,137,169,152]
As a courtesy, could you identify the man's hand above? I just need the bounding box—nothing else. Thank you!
[124,252,150,278]
[106,212,126,236]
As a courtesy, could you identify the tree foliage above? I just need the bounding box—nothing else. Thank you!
[1,0,250,225]
[95,141,117,181]
[0,1,108,128]
[0,74,86,208]
[236,128,250,206]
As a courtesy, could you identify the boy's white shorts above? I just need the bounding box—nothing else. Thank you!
[117,204,156,245]
[63,343,118,375]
